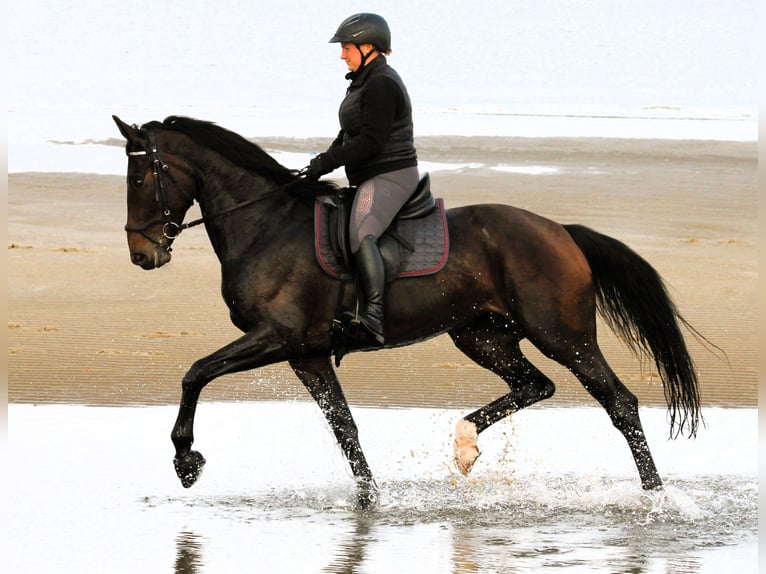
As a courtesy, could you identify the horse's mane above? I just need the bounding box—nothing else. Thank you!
[146,115,337,198]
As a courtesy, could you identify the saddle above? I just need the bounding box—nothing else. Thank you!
[313,173,450,365]
[314,173,449,281]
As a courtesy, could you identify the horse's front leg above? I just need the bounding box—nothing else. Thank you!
[171,381,206,488]
[289,357,378,510]
[171,330,285,488]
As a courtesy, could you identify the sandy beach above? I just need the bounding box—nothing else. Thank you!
[8,136,757,409]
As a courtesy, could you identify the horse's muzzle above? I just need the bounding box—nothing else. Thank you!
[130,247,171,270]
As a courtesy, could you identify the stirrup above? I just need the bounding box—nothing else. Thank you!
[340,311,384,347]
[358,319,384,347]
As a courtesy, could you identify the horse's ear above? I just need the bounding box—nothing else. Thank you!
[113,115,139,142]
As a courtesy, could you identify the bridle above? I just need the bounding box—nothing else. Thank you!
[124,127,317,252]
[124,130,198,252]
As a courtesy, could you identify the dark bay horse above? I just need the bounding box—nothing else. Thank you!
[113,115,701,508]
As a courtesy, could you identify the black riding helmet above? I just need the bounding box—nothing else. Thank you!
[329,13,392,54]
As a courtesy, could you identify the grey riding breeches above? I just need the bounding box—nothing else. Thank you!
[349,166,420,253]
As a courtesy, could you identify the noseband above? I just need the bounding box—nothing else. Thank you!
[124,130,197,252]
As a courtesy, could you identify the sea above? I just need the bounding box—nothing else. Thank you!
[5,1,760,572]
[7,0,757,175]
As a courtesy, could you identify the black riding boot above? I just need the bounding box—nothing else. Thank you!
[353,235,386,346]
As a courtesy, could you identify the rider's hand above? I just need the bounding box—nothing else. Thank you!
[298,165,316,180]
[308,153,338,179]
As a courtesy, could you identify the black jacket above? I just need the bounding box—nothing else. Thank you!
[323,56,418,186]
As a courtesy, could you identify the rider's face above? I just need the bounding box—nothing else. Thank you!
[340,42,374,72]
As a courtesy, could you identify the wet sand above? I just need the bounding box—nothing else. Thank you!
[7,137,758,408]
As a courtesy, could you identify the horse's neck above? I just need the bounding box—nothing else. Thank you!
[196,172,295,263]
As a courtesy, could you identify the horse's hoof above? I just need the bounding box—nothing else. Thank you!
[356,478,379,511]
[454,419,480,476]
[174,450,206,488]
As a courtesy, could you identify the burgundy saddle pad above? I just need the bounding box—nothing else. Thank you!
[314,198,449,280]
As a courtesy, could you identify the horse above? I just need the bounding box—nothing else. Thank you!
[113,115,702,509]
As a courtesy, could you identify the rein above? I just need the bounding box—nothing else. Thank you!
[124,130,305,251]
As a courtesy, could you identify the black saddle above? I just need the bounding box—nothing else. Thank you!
[316,173,448,281]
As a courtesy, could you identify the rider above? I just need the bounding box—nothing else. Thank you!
[305,13,419,346]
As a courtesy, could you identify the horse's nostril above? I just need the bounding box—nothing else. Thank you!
[131,252,146,265]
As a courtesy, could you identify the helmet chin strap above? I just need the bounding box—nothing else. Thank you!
[356,45,378,71]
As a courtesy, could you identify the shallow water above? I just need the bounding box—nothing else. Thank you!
[4,403,757,573]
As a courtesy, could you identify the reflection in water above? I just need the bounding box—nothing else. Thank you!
[323,514,373,573]
[175,530,205,574]
[666,556,702,574]
[158,476,747,574]
[447,510,708,574]
[450,526,480,573]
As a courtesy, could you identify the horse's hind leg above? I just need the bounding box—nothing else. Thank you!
[449,315,556,475]
[528,306,662,489]
[523,302,662,489]
[564,349,662,490]
[289,356,378,509]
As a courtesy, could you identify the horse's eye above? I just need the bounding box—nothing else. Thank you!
[130,176,144,188]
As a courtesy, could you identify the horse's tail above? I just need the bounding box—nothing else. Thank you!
[564,224,701,438]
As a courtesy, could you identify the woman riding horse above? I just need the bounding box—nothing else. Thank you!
[305,13,419,347]
[114,114,703,509]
